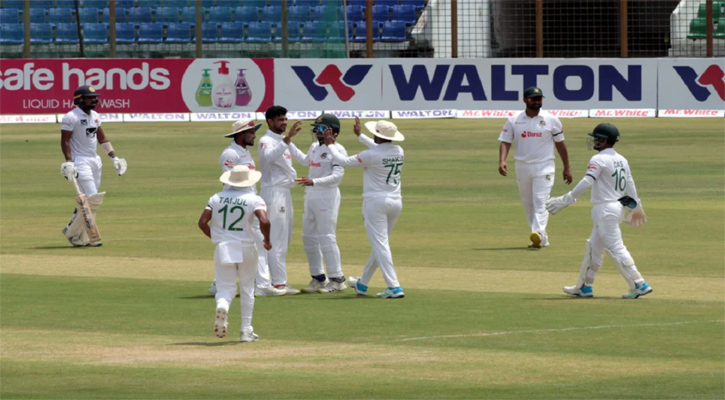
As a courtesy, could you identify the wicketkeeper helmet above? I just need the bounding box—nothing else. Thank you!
[588,123,620,144]
[311,113,340,134]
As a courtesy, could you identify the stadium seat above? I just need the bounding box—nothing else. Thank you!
[49,8,75,24]
[261,5,281,23]
[219,21,243,42]
[55,0,78,8]
[372,5,390,22]
[84,0,111,8]
[376,0,400,5]
[116,0,136,8]
[55,23,79,43]
[155,7,180,24]
[346,0,366,6]
[30,23,54,43]
[165,22,192,42]
[288,5,311,24]
[697,2,724,20]
[208,6,234,25]
[312,5,339,21]
[0,23,24,44]
[0,9,19,24]
[138,22,164,42]
[345,5,364,22]
[352,21,381,42]
[235,6,259,23]
[137,0,164,7]
[1,0,25,10]
[31,0,55,8]
[301,20,325,42]
[717,18,725,38]
[127,7,154,24]
[29,8,48,23]
[687,18,707,39]
[181,6,201,23]
[399,0,425,11]
[295,0,320,6]
[391,4,416,25]
[79,8,101,24]
[282,22,303,42]
[242,0,267,6]
[380,20,406,41]
[201,22,219,42]
[115,22,137,42]
[216,0,243,7]
[245,21,272,42]
[201,0,215,7]
[83,23,108,43]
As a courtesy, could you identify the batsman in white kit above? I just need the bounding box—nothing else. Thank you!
[546,123,652,299]
[289,114,348,294]
[198,165,272,342]
[498,86,572,248]
[60,85,127,247]
[324,117,406,299]
[208,119,286,297]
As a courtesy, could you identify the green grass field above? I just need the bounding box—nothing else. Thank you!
[1,117,723,399]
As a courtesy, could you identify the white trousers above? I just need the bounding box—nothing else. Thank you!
[589,202,635,268]
[74,155,102,196]
[251,218,272,288]
[260,186,293,286]
[302,188,343,278]
[360,197,402,288]
[214,242,257,333]
[515,160,555,242]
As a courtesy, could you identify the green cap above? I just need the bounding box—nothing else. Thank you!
[523,86,544,98]
[311,113,340,132]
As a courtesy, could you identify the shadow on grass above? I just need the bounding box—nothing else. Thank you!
[33,246,89,250]
[171,341,242,347]
[473,247,535,251]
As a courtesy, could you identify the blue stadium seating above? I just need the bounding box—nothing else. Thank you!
[216,0,243,7]
[181,6,200,23]
[32,0,55,8]
[138,22,164,42]
[84,0,111,9]
[372,4,390,22]
[288,5,311,24]
[381,20,406,41]
[55,0,79,9]
[391,4,416,25]
[101,8,111,23]
[155,7,180,24]
[399,0,425,11]
[0,24,24,44]
[346,0,366,6]
[345,5,364,22]
[29,8,47,23]
[202,22,219,42]
[261,5,281,23]
[352,21,381,42]
[30,23,54,43]
[295,0,320,6]
[165,22,192,42]
[83,23,108,43]
[79,8,100,24]
[1,0,25,10]
[49,8,74,24]
[55,23,79,43]
[208,6,234,25]
[245,21,272,42]
[115,22,137,42]
[235,6,258,23]
[116,0,136,8]
[137,0,164,7]
[219,21,243,42]
[201,0,215,7]
[127,7,154,24]
[301,20,324,42]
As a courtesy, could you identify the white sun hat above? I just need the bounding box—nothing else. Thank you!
[219,165,262,187]
[224,118,263,137]
[364,120,405,141]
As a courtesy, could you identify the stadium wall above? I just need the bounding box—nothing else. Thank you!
[0,57,723,123]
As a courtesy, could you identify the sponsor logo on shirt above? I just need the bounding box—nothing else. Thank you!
[223,160,235,166]
[320,152,328,159]
[587,163,597,170]
[309,161,321,167]
[515,121,527,125]
[80,119,87,126]
[356,155,363,163]
[539,120,546,127]
[520,131,542,138]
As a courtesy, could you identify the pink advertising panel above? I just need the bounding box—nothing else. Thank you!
[0,58,274,114]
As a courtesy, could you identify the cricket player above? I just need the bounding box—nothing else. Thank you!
[198,165,272,342]
[289,114,348,294]
[208,118,286,297]
[498,86,572,248]
[60,85,127,247]
[546,123,652,299]
[258,105,304,295]
[323,117,405,299]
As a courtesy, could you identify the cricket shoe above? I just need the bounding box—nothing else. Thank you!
[622,282,653,299]
[528,232,542,249]
[377,286,405,299]
[62,227,85,247]
[255,285,286,297]
[347,276,367,295]
[318,279,347,294]
[214,308,228,339]
[563,285,593,298]
[301,278,328,293]
[239,330,259,343]
[275,284,300,295]
[208,281,217,295]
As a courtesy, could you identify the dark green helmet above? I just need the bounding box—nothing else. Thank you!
[311,113,340,134]
[588,123,620,144]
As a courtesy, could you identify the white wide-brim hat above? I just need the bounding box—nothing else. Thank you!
[219,165,262,187]
[364,120,405,141]
[224,118,263,137]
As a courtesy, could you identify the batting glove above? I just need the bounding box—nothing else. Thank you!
[60,161,77,180]
[112,157,127,176]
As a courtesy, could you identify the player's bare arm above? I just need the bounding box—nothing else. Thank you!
[255,209,272,250]
[198,209,212,239]
[283,120,303,145]
[555,141,573,184]
[353,116,362,137]
[498,142,511,176]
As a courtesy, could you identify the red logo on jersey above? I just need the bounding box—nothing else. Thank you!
[356,155,363,163]
[587,163,597,170]
[309,161,321,167]
[223,160,235,166]
[521,131,542,138]
[284,154,291,160]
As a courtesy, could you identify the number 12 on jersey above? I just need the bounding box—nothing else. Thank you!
[218,205,245,231]
[385,163,403,184]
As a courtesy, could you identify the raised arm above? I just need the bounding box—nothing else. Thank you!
[288,142,310,165]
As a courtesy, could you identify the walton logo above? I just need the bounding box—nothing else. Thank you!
[673,64,725,101]
[292,65,373,101]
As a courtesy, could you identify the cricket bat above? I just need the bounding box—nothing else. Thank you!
[70,176,102,245]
